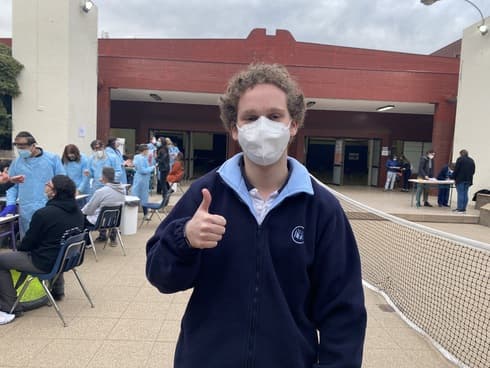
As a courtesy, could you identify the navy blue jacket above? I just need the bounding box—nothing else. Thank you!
[146,154,366,368]
[452,155,475,185]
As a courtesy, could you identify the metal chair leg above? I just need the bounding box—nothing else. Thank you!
[41,280,67,327]
[72,269,94,308]
[116,229,126,256]
[87,232,98,262]
[9,276,33,314]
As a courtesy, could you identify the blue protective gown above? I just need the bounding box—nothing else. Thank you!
[131,153,155,206]
[105,147,127,184]
[63,153,89,193]
[86,152,117,195]
[6,148,66,236]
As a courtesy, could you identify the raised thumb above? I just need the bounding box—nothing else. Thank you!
[198,188,212,213]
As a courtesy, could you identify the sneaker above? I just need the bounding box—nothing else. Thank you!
[85,243,93,249]
[424,202,433,207]
[109,239,118,247]
[0,311,15,325]
[95,236,107,242]
[144,215,151,221]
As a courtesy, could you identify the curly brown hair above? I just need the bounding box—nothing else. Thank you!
[218,63,306,132]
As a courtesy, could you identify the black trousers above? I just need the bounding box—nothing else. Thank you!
[157,170,169,197]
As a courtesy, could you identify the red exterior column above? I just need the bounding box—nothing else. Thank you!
[432,100,456,172]
[290,131,305,163]
[97,86,111,142]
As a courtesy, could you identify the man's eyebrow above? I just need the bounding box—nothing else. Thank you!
[239,107,286,115]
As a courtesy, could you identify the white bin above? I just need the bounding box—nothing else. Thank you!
[120,195,140,235]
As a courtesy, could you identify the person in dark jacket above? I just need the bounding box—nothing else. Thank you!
[156,139,170,198]
[452,149,476,212]
[0,175,85,324]
[146,63,366,368]
[436,163,454,207]
[399,155,412,192]
[415,149,435,207]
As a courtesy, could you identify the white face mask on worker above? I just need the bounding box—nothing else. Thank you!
[237,116,291,166]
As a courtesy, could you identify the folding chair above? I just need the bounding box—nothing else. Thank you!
[139,190,173,227]
[86,204,126,261]
[10,228,94,327]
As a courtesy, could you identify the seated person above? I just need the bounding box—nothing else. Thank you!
[0,175,85,324]
[166,152,184,191]
[81,167,126,245]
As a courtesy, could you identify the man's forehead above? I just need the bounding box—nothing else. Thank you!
[15,138,29,142]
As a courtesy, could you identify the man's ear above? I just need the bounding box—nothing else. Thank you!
[289,120,299,137]
[231,123,239,141]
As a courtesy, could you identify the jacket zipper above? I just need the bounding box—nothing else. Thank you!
[246,226,263,368]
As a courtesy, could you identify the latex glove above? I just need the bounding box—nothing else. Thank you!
[0,204,17,217]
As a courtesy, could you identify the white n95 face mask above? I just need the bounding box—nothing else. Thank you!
[237,116,291,166]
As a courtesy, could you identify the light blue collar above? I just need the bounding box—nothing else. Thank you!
[217,153,314,223]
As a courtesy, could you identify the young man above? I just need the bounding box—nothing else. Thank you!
[0,175,85,324]
[81,167,126,244]
[415,149,435,208]
[452,149,476,213]
[146,64,366,367]
[1,131,65,236]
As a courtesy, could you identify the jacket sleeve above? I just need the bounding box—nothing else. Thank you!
[135,156,155,175]
[312,203,367,368]
[5,184,19,206]
[81,190,103,216]
[418,157,427,177]
[146,188,202,293]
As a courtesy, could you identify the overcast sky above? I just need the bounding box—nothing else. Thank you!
[1,0,489,54]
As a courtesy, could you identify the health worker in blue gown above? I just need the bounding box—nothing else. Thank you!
[2,131,65,236]
[61,144,89,194]
[105,137,127,184]
[85,139,117,196]
[131,144,155,219]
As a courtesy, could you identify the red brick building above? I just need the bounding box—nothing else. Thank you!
[2,29,461,185]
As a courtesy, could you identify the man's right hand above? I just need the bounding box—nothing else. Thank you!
[184,188,226,249]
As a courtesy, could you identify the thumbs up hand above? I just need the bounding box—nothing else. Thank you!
[184,188,227,249]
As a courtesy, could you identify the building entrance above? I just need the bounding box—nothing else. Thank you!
[151,130,227,180]
[305,137,378,186]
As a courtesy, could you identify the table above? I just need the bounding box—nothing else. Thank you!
[408,179,455,207]
[0,214,19,250]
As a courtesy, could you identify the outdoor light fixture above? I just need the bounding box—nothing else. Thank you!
[149,93,162,101]
[81,0,94,13]
[306,101,316,108]
[421,0,488,35]
[376,104,395,112]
